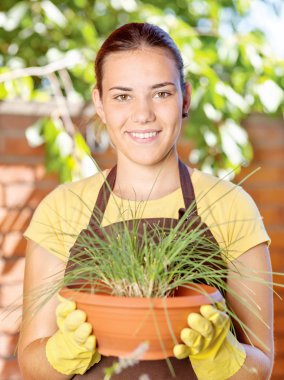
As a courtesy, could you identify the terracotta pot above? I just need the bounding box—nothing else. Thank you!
[60,284,223,360]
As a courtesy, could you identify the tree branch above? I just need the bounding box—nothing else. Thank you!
[0,56,84,83]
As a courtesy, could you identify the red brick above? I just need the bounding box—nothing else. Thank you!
[0,186,4,208]
[272,368,284,380]
[244,116,284,147]
[94,146,117,170]
[177,138,195,163]
[0,358,22,380]
[238,165,284,187]
[0,166,35,184]
[34,165,58,184]
[0,113,39,132]
[0,258,25,286]
[253,147,284,163]
[267,230,284,250]
[0,283,23,308]
[0,306,21,334]
[1,209,32,234]
[24,187,52,209]
[250,188,284,207]
[0,334,19,357]
[260,206,284,227]
[1,233,27,258]
[270,249,284,270]
[2,136,43,157]
[275,336,284,357]
[5,184,34,208]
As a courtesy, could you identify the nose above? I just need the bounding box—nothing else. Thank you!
[131,97,156,124]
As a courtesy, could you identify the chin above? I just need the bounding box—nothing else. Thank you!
[126,154,171,167]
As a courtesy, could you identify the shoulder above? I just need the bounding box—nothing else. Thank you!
[42,170,108,206]
[191,168,241,209]
[191,168,263,217]
[190,169,270,261]
[23,170,109,261]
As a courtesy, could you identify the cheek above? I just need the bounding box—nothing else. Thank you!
[105,104,128,126]
[157,101,181,125]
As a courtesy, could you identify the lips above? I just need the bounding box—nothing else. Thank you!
[126,130,161,142]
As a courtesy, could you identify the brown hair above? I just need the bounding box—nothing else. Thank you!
[94,22,185,97]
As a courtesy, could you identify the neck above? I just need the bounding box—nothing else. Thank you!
[114,151,181,201]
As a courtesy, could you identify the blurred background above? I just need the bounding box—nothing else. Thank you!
[0,0,283,379]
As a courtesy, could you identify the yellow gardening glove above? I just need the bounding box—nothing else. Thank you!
[173,303,246,380]
[46,294,101,375]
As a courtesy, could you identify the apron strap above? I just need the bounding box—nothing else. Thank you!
[178,160,196,211]
[90,160,196,227]
[90,165,117,228]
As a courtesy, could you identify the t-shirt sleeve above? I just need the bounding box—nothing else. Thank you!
[23,185,70,262]
[222,186,271,262]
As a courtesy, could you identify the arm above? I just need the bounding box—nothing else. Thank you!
[227,242,274,379]
[18,240,71,380]
[173,243,274,380]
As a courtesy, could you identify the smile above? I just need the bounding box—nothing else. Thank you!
[130,131,159,139]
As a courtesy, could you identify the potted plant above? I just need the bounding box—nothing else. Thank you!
[59,203,226,359]
[26,192,253,361]
[22,169,281,369]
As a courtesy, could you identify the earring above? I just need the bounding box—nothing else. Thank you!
[182,111,189,118]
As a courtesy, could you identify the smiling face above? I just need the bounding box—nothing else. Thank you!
[93,47,191,167]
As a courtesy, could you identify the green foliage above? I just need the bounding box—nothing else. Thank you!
[64,205,228,298]
[25,117,96,182]
[1,0,283,180]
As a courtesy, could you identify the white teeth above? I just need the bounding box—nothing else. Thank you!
[130,131,158,139]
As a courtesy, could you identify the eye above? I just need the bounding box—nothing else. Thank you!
[114,94,131,102]
[154,91,171,99]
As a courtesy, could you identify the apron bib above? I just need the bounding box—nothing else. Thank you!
[66,160,224,380]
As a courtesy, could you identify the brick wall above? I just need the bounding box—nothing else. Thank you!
[0,103,283,379]
[237,115,284,379]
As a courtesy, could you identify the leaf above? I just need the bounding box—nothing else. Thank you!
[3,1,28,31]
[255,79,284,113]
[41,1,67,27]
[25,120,45,147]
[74,132,91,154]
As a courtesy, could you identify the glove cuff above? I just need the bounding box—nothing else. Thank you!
[46,332,95,375]
[191,334,246,380]
[46,334,69,375]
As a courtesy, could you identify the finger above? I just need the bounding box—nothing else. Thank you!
[173,344,191,359]
[65,310,86,331]
[215,299,226,312]
[56,299,76,318]
[73,322,93,344]
[180,328,204,353]
[200,305,229,328]
[84,335,96,352]
[187,313,214,339]
[89,351,101,367]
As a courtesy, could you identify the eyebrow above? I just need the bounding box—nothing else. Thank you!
[108,82,176,91]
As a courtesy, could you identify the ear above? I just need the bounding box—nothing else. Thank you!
[182,81,191,113]
[92,87,106,124]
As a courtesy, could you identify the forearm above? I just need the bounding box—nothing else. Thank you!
[18,337,72,380]
[229,344,273,380]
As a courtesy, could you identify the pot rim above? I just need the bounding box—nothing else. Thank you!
[60,284,223,309]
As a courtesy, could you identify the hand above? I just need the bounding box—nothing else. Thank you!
[173,303,246,380]
[46,294,101,375]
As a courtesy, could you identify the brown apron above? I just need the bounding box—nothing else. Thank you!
[66,160,224,380]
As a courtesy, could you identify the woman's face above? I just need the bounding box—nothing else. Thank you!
[93,47,191,167]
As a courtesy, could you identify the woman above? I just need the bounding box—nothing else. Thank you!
[18,23,273,379]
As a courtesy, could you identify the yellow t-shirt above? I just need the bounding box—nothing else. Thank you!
[23,168,270,263]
